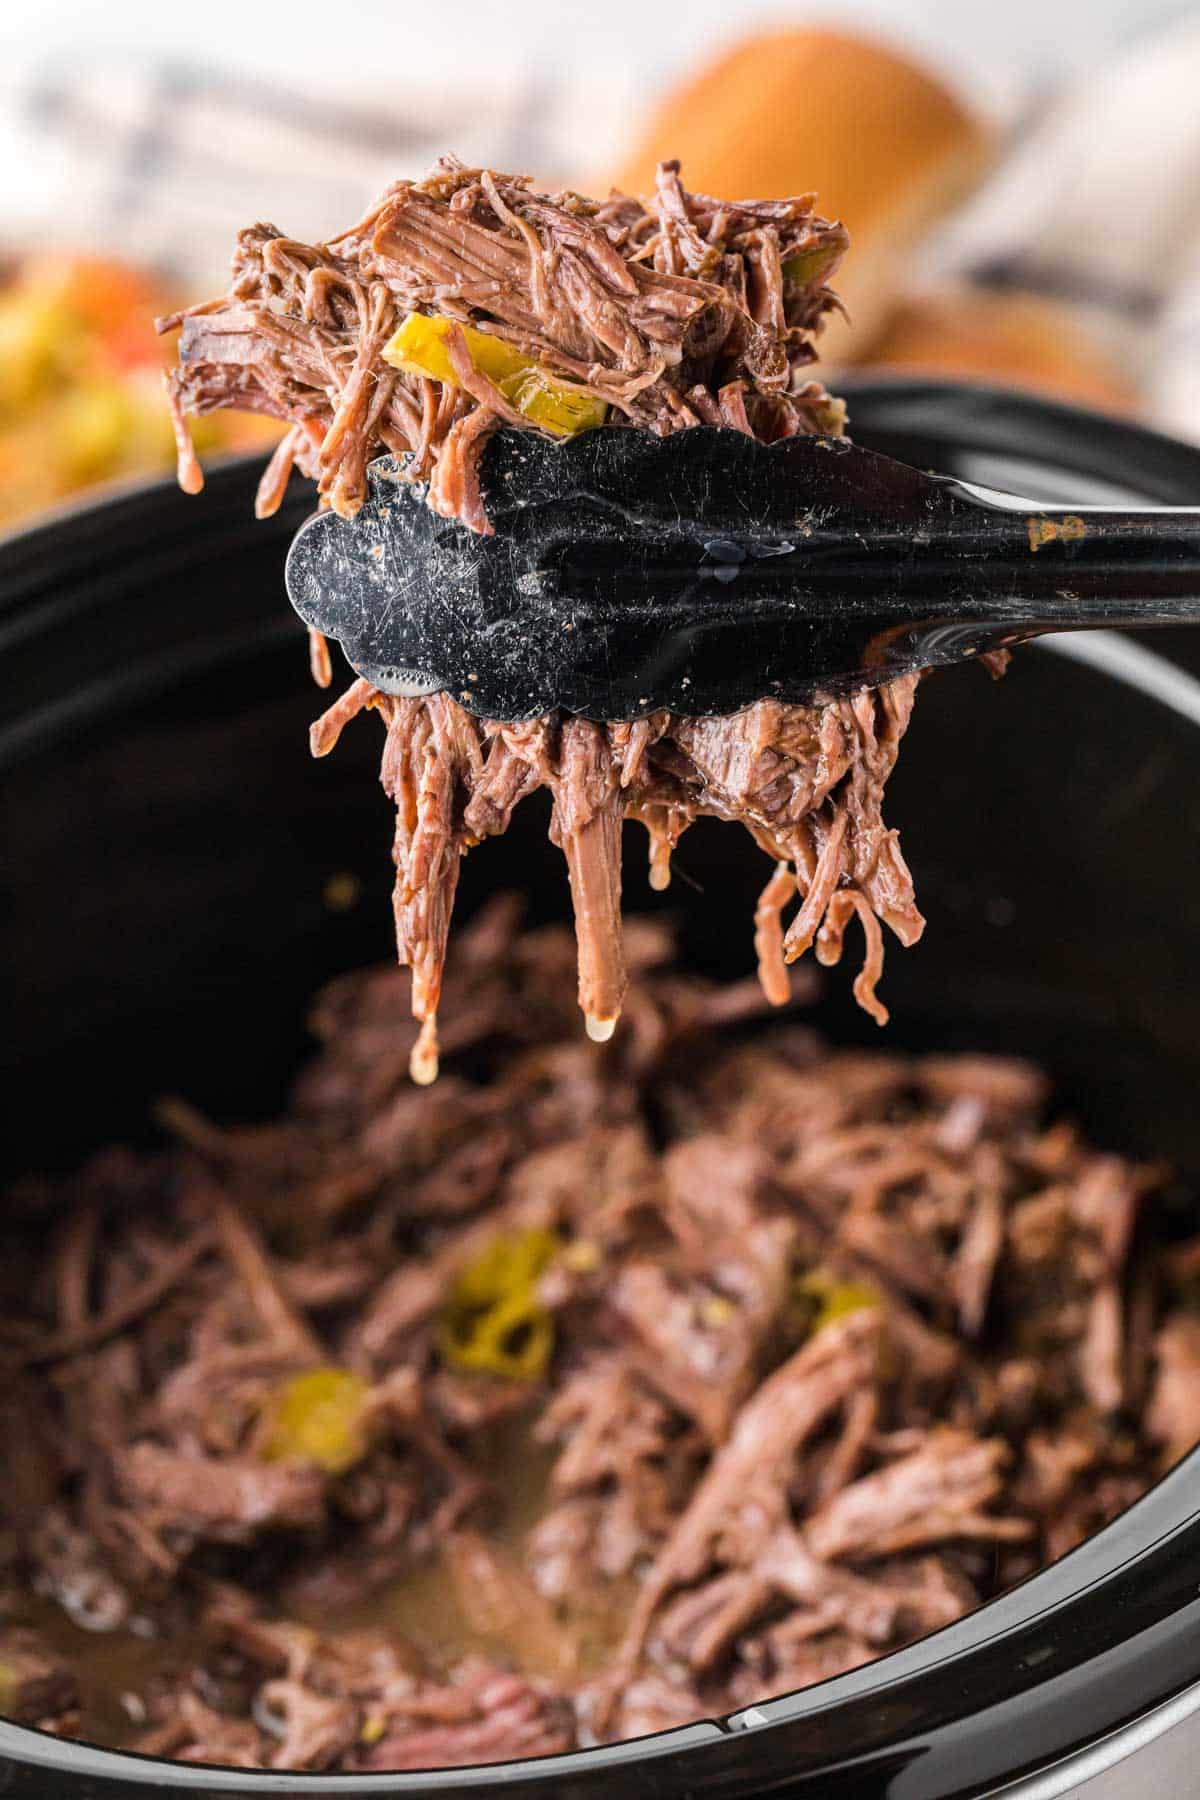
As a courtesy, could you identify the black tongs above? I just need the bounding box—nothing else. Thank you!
[285,427,1200,720]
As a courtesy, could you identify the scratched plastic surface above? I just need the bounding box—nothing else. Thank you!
[285,425,1200,721]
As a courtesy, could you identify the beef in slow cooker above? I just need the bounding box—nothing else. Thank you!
[1,901,1196,1771]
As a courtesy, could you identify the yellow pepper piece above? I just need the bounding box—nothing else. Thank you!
[502,366,610,436]
[452,1225,560,1307]
[796,1269,879,1335]
[439,1226,559,1381]
[442,1286,554,1381]
[382,313,608,439]
[383,311,519,388]
[0,1661,16,1716]
[263,1366,372,1475]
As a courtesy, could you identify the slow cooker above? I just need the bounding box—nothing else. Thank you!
[2,381,1199,1798]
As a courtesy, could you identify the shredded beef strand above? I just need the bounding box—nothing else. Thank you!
[13,1229,216,1368]
[308,677,923,1063]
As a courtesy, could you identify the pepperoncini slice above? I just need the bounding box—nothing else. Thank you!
[782,245,840,288]
[439,1227,559,1380]
[263,1366,372,1475]
[381,313,608,438]
[796,1268,879,1335]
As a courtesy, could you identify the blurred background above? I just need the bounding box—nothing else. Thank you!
[5,0,1200,529]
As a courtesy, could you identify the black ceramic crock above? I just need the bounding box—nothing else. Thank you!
[2,382,1199,1800]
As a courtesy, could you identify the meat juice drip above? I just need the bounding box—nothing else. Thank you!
[286,1421,630,1684]
[410,1018,440,1087]
[0,1594,196,1750]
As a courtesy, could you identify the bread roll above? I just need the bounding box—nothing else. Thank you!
[862,287,1137,414]
[612,28,991,365]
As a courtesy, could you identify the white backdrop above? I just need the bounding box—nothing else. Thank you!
[2,0,1196,115]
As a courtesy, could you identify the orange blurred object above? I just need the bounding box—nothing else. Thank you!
[612,28,1140,413]
[861,288,1137,415]
[32,255,161,348]
[613,28,992,366]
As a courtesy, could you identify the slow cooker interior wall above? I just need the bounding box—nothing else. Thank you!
[3,612,1198,1180]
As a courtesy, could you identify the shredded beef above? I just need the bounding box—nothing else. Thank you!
[310,683,923,1080]
[114,1444,327,1541]
[161,157,847,521]
[161,157,925,1072]
[1,900,1195,1771]
[0,1631,80,1729]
